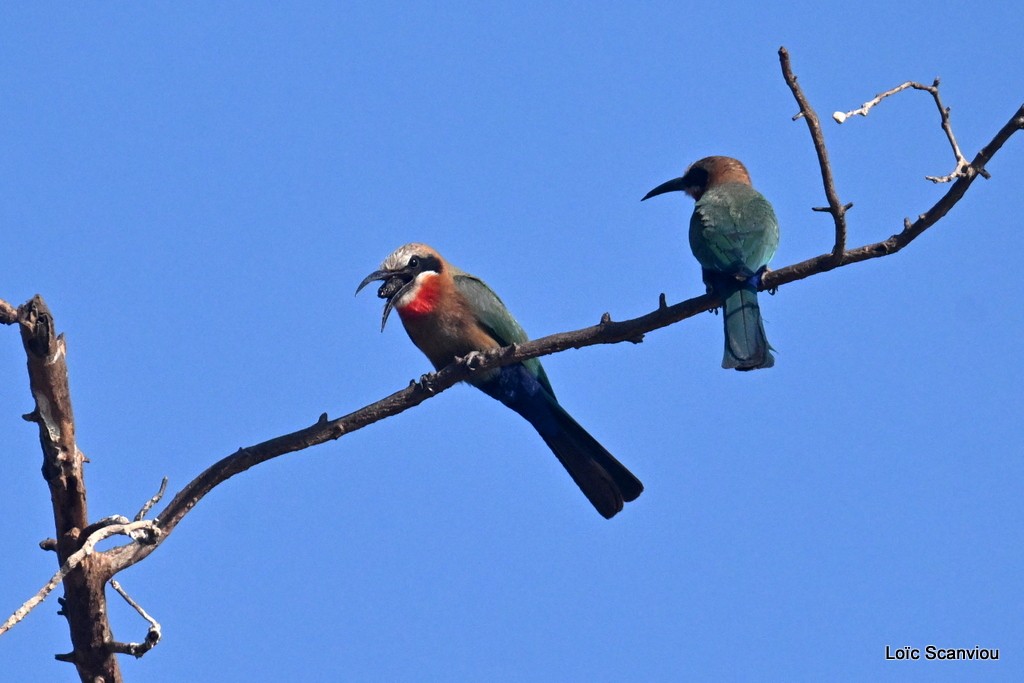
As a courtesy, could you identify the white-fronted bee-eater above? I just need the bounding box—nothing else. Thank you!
[643,156,780,370]
[357,243,643,518]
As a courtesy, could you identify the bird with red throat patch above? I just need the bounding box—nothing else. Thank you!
[357,243,643,518]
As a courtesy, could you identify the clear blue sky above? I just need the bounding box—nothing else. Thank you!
[2,3,1022,681]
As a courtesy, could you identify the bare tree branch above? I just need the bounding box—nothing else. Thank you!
[134,478,169,522]
[108,579,161,658]
[763,100,1024,289]
[105,78,1024,568]
[1,520,157,638]
[7,295,125,680]
[778,47,850,261]
[3,48,1023,680]
[831,77,992,183]
[26,60,1024,589]
[103,294,712,566]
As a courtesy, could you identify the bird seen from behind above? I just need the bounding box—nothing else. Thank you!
[643,155,780,370]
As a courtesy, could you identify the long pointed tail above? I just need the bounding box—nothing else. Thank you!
[535,399,643,519]
[721,283,774,370]
[476,364,642,518]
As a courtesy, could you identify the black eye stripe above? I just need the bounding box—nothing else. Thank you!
[682,166,709,192]
[410,254,443,274]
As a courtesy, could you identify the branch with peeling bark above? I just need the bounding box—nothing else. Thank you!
[2,47,1023,682]
[1,519,158,637]
[1,296,125,680]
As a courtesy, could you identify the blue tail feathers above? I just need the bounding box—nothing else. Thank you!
[475,364,643,518]
[709,272,774,371]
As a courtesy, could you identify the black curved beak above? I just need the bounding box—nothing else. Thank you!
[641,176,687,201]
[356,267,416,331]
[355,269,392,296]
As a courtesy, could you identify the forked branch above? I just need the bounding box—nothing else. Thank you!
[832,77,992,183]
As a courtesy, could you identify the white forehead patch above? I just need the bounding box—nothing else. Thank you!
[381,242,432,271]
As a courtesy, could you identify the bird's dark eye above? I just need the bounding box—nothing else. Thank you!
[409,256,420,268]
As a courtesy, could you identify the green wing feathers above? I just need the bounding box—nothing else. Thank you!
[453,273,555,395]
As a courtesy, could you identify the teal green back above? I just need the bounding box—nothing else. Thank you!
[689,183,779,276]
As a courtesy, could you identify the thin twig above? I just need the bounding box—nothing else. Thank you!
[135,477,169,521]
[778,47,849,261]
[832,77,989,183]
[833,80,922,122]
[925,80,979,182]
[0,520,159,637]
[108,580,161,657]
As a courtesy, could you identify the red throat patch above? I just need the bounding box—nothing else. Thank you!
[396,273,441,318]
